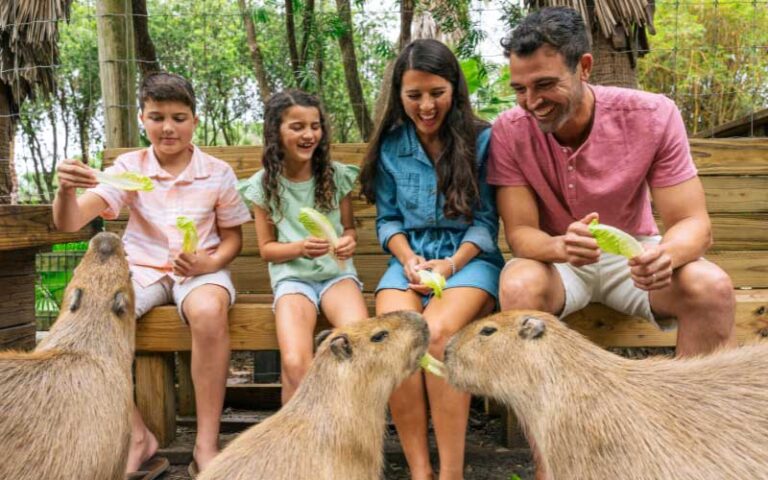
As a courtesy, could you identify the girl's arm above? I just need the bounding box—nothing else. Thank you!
[253,205,330,263]
[334,195,358,260]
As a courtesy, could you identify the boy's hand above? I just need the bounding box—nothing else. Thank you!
[173,250,218,277]
[57,159,98,190]
[563,212,601,267]
[629,245,673,291]
[301,237,330,258]
[334,235,356,260]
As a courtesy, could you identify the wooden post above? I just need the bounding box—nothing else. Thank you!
[96,0,139,149]
[135,353,177,446]
[176,351,196,416]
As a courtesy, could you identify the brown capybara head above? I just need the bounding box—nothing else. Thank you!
[56,232,134,331]
[312,310,429,398]
[444,310,586,399]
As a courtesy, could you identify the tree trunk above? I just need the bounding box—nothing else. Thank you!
[132,0,162,78]
[373,0,413,124]
[96,0,140,149]
[285,0,301,85]
[238,0,273,103]
[334,0,373,140]
[590,30,637,89]
[299,0,315,67]
[0,83,17,204]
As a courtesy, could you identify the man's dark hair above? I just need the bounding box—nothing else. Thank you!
[501,7,591,71]
[139,72,196,114]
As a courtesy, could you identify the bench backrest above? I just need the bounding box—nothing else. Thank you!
[104,139,768,295]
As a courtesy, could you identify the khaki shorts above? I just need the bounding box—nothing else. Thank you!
[133,270,236,324]
[504,235,665,328]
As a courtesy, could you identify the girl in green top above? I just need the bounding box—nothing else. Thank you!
[239,90,368,404]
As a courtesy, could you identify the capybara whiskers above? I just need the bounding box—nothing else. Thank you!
[0,232,135,480]
[445,310,768,480]
[200,311,429,480]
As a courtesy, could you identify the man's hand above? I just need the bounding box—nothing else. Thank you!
[57,159,98,191]
[563,212,601,267]
[173,250,218,277]
[301,237,331,258]
[629,245,673,291]
[334,235,356,260]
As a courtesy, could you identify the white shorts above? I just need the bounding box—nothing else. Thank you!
[133,270,236,324]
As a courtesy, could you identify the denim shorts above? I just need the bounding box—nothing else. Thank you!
[272,274,363,312]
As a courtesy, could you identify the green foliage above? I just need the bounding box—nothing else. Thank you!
[637,2,768,134]
[460,57,515,121]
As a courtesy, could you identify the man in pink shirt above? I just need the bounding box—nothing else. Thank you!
[488,7,735,359]
[54,73,252,477]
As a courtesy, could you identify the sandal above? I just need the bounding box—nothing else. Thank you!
[124,456,170,480]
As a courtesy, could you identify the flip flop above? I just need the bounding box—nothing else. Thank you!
[124,456,170,480]
[188,460,200,479]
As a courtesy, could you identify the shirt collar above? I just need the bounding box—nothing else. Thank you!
[145,144,211,182]
[397,121,433,166]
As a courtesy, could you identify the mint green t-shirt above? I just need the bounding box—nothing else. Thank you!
[238,162,360,289]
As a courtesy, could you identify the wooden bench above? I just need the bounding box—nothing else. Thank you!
[103,139,768,447]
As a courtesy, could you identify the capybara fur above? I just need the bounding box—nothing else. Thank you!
[445,310,768,480]
[0,232,135,480]
[199,311,430,480]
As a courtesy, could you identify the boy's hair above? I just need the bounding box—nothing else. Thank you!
[139,72,197,114]
[500,6,591,72]
[360,39,488,221]
[261,89,335,222]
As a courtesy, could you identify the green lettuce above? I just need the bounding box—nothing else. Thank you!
[588,219,644,258]
[419,269,447,299]
[94,170,154,191]
[176,216,199,254]
[298,207,345,269]
[420,352,446,377]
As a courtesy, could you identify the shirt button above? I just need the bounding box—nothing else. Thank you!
[561,147,568,153]
[567,166,574,172]
[568,183,574,189]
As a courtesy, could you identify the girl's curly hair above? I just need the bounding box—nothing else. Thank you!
[261,90,335,222]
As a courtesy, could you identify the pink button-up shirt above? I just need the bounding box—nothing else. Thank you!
[90,145,252,287]
[488,85,697,237]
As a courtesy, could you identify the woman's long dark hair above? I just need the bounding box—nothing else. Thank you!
[261,89,335,221]
[360,39,489,220]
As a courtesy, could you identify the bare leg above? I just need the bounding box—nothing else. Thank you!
[124,407,159,473]
[650,259,736,356]
[377,289,433,480]
[274,294,318,404]
[183,285,231,471]
[320,278,370,327]
[423,288,494,480]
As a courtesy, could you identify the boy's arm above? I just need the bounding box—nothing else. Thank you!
[209,225,244,268]
[53,159,108,232]
[253,205,329,263]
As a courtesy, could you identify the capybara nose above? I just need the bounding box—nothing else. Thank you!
[91,232,121,259]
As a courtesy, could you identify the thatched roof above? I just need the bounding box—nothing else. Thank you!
[525,0,655,44]
[0,0,73,111]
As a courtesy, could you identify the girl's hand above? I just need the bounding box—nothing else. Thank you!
[173,250,217,277]
[301,237,330,258]
[334,235,356,260]
[57,159,98,191]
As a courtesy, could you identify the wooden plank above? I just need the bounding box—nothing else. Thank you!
[135,289,768,351]
[135,353,176,447]
[0,322,36,351]
[225,383,282,410]
[0,206,97,251]
[690,138,768,175]
[104,139,768,176]
[176,351,195,417]
[0,274,35,329]
[701,176,768,213]
[0,248,37,277]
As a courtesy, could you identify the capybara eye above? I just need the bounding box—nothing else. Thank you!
[370,331,389,343]
[479,326,497,337]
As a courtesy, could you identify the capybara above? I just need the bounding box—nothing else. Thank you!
[0,232,135,480]
[445,310,768,480]
[199,310,430,480]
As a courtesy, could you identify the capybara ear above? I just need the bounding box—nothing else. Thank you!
[519,316,546,340]
[68,288,83,312]
[315,329,333,350]
[330,334,353,360]
[112,291,128,316]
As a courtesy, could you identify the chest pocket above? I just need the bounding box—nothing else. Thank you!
[396,173,421,210]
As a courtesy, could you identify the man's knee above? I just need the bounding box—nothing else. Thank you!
[499,259,553,311]
[677,263,735,310]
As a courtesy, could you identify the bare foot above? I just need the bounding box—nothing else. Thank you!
[125,426,159,473]
[193,443,221,472]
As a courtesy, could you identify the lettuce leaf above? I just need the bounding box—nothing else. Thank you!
[94,170,154,191]
[588,219,644,258]
[176,216,199,254]
[419,352,446,377]
[419,269,447,299]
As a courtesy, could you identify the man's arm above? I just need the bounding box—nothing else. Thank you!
[497,185,567,263]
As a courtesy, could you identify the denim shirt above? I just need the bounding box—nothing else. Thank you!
[374,122,504,266]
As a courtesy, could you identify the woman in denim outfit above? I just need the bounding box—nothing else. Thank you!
[360,39,504,480]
